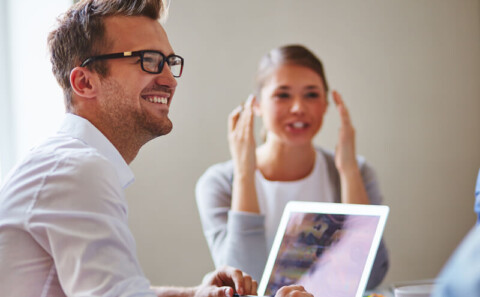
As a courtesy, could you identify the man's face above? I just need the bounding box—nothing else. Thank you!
[95,16,178,143]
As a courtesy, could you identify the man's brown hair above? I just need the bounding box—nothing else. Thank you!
[47,0,167,112]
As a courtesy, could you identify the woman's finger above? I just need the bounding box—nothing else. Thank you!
[228,105,242,132]
[245,94,255,109]
[229,94,255,133]
[332,90,352,126]
[234,95,255,140]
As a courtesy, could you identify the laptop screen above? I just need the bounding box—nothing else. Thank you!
[258,202,389,297]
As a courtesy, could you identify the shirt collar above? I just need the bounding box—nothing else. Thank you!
[58,113,135,189]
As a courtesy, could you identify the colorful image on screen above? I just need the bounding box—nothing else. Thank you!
[265,212,380,297]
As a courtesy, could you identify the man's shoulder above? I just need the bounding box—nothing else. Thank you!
[33,135,110,166]
[0,136,120,215]
[8,136,115,187]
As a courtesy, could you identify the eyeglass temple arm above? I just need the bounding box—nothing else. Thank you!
[80,51,135,67]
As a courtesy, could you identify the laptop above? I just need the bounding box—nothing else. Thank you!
[257,201,389,297]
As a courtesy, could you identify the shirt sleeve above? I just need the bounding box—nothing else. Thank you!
[474,169,480,224]
[26,152,156,297]
[195,161,268,282]
[432,226,480,297]
[359,161,390,289]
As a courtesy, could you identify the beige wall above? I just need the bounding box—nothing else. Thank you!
[126,0,480,287]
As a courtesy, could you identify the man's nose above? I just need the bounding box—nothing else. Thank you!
[155,66,177,89]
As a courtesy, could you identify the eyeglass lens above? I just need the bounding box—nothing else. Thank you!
[142,52,183,77]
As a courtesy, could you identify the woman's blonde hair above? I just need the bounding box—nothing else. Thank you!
[254,44,329,99]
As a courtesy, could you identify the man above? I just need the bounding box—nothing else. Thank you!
[0,1,313,297]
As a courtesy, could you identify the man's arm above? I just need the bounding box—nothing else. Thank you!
[151,286,196,297]
[151,285,230,297]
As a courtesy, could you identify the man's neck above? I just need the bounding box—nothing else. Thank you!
[74,111,148,164]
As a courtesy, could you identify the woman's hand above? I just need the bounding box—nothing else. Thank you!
[332,90,358,175]
[332,90,370,204]
[228,95,257,177]
[228,95,260,213]
[196,266,258,297]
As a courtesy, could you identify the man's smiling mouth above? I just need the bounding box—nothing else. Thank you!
[143,95,168,104]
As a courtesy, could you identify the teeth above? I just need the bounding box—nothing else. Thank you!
[145,96,168,104]
[292,122,305,128]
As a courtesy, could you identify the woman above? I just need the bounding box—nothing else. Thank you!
[195,44,388,289]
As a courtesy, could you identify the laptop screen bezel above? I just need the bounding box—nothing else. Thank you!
[257,201,389,297]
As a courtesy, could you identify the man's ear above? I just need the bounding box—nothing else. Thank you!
[70,67,98,99]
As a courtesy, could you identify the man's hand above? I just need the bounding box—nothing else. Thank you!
[196,266,257,297]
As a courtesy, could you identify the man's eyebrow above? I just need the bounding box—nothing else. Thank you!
[160,49,176,56]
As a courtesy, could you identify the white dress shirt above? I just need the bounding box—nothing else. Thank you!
[0,114,156,297]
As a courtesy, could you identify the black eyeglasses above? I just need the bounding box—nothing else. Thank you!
[80,50,184,77]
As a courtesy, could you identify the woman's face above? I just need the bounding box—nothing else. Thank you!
[255,64,328,146]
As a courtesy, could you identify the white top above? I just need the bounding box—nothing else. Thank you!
[0,114,156,297]
[255,151,334,251]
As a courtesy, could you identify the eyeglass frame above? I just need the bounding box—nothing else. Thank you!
[80,50,184,78]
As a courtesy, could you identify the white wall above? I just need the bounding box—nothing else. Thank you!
[3,0,69,181]
[126,0,480,287]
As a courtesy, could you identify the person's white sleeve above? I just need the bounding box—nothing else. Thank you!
[27,154,156,297]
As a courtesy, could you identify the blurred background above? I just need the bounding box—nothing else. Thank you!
[1,0,479,288]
